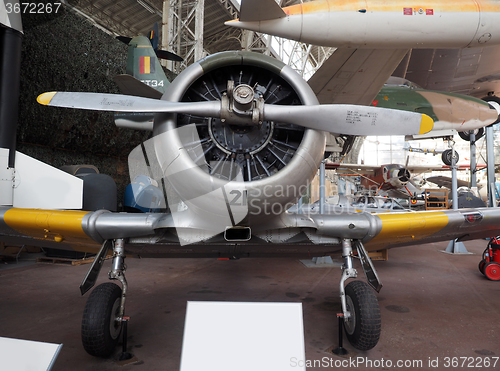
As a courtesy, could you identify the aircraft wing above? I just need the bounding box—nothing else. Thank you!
[327,162,485,175]
[2,206,500,255]
[308,48,409,105]
[393,46,500,98]
[406,164,486,174]
[326,163,380,175]
[361,207,499,251]
[426,175,471,189]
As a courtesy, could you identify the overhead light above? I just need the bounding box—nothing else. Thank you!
[137,0,155,13]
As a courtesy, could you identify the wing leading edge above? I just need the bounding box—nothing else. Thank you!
[308,48,409,105]
[2,206,500,255]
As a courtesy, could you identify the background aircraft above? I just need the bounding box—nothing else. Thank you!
[227,0,500,153]
[289,194,409,215]
[114,22,181,99]
[329,162,486,198]
[374,77,499,141]
[4,0,500,359]
[113,24,182,130]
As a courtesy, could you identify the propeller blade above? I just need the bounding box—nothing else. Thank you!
[155,49,184,62]
[37,92,433,136]
[116,36,132,45]
[262,104,433,136]
[37,92,220,116]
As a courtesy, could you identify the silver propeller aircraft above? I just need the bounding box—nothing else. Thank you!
[3,0,500,359]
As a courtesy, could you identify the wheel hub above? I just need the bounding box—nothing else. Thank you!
[344,295,356,335]
[110,298,122,339]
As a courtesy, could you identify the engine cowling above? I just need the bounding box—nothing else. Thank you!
[152,51,326,225]
[386,167,411,188]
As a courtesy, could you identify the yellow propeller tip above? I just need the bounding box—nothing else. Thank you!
[419,114,434,134]
[37,92,57,105]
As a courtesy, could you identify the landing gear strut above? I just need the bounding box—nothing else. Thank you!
[81,239,129,357]
[337,239,382,351]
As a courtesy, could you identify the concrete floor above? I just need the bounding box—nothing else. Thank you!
[0,239,499,370]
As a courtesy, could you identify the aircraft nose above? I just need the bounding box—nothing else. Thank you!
[398,169,411,183]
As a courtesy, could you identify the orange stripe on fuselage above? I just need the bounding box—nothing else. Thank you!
[283,0,500,15]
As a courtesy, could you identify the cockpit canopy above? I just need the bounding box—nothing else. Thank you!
[384,76,422,89]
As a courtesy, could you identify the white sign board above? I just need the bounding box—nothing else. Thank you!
[0,337,62,371]
[180,301,306,371]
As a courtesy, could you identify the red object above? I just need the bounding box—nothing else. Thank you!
[484,263,500,280]
[479,238,500,281]
[426,9,434,15]
[403,7,412,15]
[139,57,146,74]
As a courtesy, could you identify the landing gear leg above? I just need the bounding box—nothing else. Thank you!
[81,239,130,357]
[337,239,381,351]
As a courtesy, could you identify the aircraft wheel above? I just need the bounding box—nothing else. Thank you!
[458,128,484,141]
[479,259,487,275]
[343,280,381,351]
[441,149,459,166]
[484,262,500,281]
[82,283,123,357]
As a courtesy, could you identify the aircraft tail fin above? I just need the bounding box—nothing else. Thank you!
[121,35,170,95]
[117,23,183,62]
[116,23,183,96]
[149,22,160,50]
[239,0,286,22]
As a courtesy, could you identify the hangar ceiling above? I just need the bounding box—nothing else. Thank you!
[63,0,333,77]
[65,0,242,52]
[61,0,352,162]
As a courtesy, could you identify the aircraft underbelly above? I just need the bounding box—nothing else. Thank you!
[300,12,481,48]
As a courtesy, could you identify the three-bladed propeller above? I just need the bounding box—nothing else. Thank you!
[37,91,433,136]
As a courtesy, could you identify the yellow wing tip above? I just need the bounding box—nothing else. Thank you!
[37,92,57,105]
[419,114,434,134]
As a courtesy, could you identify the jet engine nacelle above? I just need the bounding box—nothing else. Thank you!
[152,52,326,225]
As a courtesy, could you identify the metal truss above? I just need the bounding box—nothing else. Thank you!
[213,0,238,19]
[235,0,334,79]
[163,0,206,74]
[271,38,335,79]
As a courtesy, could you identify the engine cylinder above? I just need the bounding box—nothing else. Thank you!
[153,51,326,224]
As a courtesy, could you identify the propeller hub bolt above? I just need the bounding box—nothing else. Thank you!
[233,84,254,111]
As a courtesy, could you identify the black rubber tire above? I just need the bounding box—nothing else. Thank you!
[479,259,487,275]
[343,280,381,351]
[441,149,459,166]
[82,283,123,357]
[458,128,484,141]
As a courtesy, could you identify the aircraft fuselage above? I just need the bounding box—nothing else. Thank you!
[227,0,500,49]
